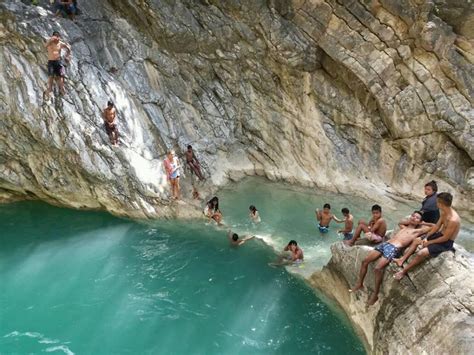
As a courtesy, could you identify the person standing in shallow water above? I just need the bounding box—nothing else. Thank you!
[420,180,440,224]
[44,31,71,99]
[315,203,338,233]
[249,205,261,223]
[163,150,181,200]
[103,101,119,146]
[394,192,460,280]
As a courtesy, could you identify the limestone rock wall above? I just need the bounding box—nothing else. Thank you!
[0,0,473,217]
[310,242,474,354]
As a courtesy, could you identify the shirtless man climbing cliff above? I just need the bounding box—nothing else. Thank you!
[103,101,119,146]
[44,31,71,99]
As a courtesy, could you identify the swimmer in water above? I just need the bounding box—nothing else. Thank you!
[227,230,255,246]
[269,240,304,266]
[249,205,261,223]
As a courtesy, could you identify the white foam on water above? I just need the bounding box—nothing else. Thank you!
[45,345,75,355]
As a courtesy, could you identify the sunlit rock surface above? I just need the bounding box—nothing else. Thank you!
[310,242,474,354]
[0,0,473,217]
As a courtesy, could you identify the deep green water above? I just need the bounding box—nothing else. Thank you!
[0,191,364,354]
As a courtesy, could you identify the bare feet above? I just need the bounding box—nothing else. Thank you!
[393,258,404,268]
[349,284,363,293]
[393,271,405,280]
[367,294,378,306]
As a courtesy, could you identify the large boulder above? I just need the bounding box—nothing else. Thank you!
[310,242,474,354]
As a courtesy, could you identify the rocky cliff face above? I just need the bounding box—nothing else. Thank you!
[0,0,473,217]
[310,242,474,354]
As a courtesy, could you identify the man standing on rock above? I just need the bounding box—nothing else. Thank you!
[394,193,460,281]
[44,31,71,99]
[185,145,204,181]
[350,211,431,305]
[103,101,119,146]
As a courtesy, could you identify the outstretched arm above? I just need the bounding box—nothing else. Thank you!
[332,215,344,223]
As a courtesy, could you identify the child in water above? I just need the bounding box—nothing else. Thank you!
[316,203,336,233]
[204,196,223,225]
[335,208,354,240]
[249,205,261,223]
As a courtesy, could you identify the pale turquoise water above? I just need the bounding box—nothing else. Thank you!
[0,199,364,354]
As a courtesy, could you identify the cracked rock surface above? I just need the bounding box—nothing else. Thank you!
[0,0,473,217]
[310,242,474,354]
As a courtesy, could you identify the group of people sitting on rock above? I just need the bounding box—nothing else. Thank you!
[344,181,460,306]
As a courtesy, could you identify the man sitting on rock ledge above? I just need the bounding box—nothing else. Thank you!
[350,211,431,305]
[394,192,460,281]
[344,204,386,246]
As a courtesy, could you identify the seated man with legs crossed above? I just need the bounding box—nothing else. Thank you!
[349,211,430,305]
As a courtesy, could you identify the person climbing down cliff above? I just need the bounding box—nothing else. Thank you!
[394,193,460,281]
[344,205,387,246]
[54,0,77,21]
[349,211,430,305]
[163,150,181,200]
[43,31,71,100]
[185,145,204,181]
[103,101,119,146]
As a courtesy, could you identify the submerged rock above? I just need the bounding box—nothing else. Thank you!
[0,0,473,217]
[310,242,474,354]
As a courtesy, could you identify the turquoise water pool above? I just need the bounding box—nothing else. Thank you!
[2,177,471,354]
[0,200,364,354]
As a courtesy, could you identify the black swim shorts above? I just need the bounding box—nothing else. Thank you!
[427,232,455,257]
[47,60,65,77]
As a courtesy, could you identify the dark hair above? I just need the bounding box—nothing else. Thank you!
[187,145,192,150]
[341,208,349,214]
[288,240,297,246]
[249,205,257,213]
[207,196,219,211]
[232,233,239,241]
[425,180,438,192]
[413,210,423,218]
[437,192,453,207]
[107,100,114,107]
[323,203,331,209]
[371,204,382,212]
[52,31,60,37]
